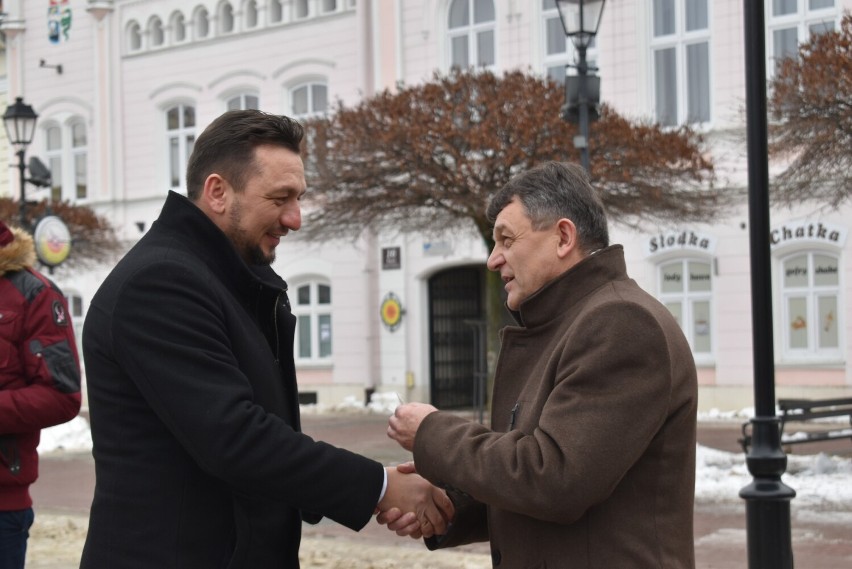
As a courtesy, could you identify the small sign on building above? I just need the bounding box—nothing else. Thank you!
[382,246,401,270]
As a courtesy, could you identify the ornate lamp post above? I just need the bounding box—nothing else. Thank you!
[3,97,39,230]
[554,0,605,173]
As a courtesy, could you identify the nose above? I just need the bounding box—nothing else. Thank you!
[281,201,302,232]
[486,247,503,272]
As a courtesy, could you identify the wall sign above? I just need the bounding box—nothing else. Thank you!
[380,292,403,332]
[382,247,401,270]
[646,230,717,257]
[770,220,847,250]
[33,215,72,267]
[48,1,73,44]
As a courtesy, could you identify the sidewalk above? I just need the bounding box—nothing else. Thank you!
[28,412,852,568]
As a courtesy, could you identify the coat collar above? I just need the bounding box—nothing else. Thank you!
[0,226,36,277]
[509,245,628,328]
[153,191,288,296]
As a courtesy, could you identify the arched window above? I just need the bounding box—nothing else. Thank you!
[195,7,210,39]
[295,0,310,19]
[166,104,196,190]
[270,0,283,23]
[245,1,259,28]
[71,120,88,200]
[219,2,235,33]
[227,93,260,110]
[447,0,496,69]
[127,21,142,51]
[45,125,63,201]
[290,82,328,118]
[148,16,165,47]
[658,258,713,359]
[171,12,187,43]
[321,0,338,13]
[780,251,841,358]
[294,281,333,362]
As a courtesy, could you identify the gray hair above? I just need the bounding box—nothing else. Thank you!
[486,162,609,253]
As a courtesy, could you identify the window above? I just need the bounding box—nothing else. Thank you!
[658,258,713,359]
[149,16,164,47]
[171,12,186,43]
[541,0,598,84]
[65,292,84,348]
[321,0,337,13]
[195,7,210,39]
[43,120,88,202]
[219,2,235,33]
[166,105,196,190]
[295,0,310,19]
[294,282,332,362]
[767,0,838,73]
[448,0,496,69]
[780,251,841,359]
[290,82,328,118]
[245,1,258,28]
[127,21,142,51]
[227,93,260,111]
[270,0,283,23]
[651,0,711,126]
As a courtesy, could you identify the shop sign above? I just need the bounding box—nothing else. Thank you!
[646,230,716,257]
[769,220,847,250]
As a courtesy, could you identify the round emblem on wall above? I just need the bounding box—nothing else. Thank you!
[380,292,403,332]
[33,215,72,267]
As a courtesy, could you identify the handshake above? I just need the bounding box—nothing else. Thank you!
[375,402,448,539]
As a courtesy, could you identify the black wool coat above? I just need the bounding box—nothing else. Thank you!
[80,192,383,569]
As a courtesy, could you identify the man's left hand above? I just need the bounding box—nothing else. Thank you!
[388,402,438,451]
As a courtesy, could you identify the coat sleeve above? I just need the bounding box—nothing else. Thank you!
[0,274,81,434]
[424,488,489,550]
[101,260,383,531]
[414,301,677,525]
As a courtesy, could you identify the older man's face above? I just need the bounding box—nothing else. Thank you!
[486,199,563,310]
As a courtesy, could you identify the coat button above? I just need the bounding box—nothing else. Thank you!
[491,548,502,565]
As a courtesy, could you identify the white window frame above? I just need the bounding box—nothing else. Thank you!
[289,81,329,119]
[42,118,88,203]
[778,249,844,363]
[766,0,840,76]
[657,256,715,365]
[293,280,333,365]
[165,104,196,192]
[447,0,497,71]
[539,0,599,85]
[226,92,260,111]
[649,0,712,127]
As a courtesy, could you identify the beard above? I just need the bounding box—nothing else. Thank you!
[226,196,275,266]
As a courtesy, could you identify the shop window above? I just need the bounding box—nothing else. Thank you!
[448,0,496,70]
[658,258,713,359]
[780,251,841,358]
[294,281,333,362]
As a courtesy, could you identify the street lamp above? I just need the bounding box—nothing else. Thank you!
[3,97,39,230]
[555,0,605,173]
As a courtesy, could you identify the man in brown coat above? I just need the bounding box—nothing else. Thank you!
[386,161,697,568]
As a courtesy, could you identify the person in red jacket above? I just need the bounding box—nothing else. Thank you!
[0,219,81,569]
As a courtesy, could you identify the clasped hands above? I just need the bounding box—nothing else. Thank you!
[375,402,444,539]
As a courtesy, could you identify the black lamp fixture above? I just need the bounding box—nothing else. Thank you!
[554,0,605,173]
[3,97,39,230]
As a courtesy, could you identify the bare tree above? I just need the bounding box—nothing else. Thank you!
[0,198,121,270]
[769,12,852,209]
[303,69,724,250]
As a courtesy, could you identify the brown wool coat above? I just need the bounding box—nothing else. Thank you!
[414,246,697,569]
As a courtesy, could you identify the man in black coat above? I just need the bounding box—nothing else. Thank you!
[80,110,451,569]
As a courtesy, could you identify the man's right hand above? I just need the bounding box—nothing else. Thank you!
[376,466,454,538]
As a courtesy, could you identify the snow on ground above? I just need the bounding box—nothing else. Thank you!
[39,395,852,512]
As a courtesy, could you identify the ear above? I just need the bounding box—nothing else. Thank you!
[200,174,230,217]
[555,218,578,260]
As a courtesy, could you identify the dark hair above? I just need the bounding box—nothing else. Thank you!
[486,162,609,253]
[186,110,304,200]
